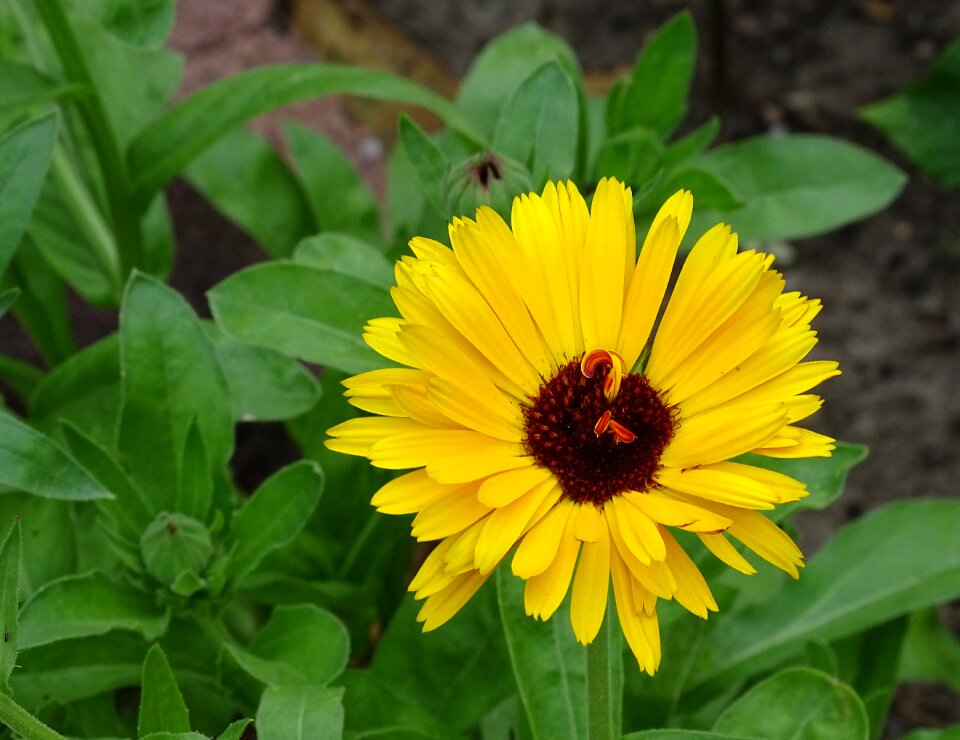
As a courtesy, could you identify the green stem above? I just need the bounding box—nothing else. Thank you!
[0,691,64,740]
[33,0,143,276]
[586,610,615,740]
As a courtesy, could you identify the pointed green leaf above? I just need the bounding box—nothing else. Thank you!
[128,64,483,201]
[138,643,191,737]
[0,113,57,273]
[398,115,450,215]
[224,604,349,687]
[208,262,395,374]
[284,120,381,243]
[713,667,869,739]
[256,685,344,740]
[30,334,120,450]
[12,632,148,706]
[860,40,960,188]
[0,519,21,688]
[689,134,906,242]
[899,608,960,692]
[206,324,320,423]
[61,420,153,533]
[19,571,168,649]
[457,23,580,139]
[493,61,579,185]
[595,127,664,186]
[623,733,753,740]
[227,461,324,582]
[663,117,721,169]
[216,719,252,740]
[184,127,313,258]
[0,410,109,501]
[496,568,585,740]
[118,273,233,513]
[293,233,393,288]
[607,12,696,138]
[176,421,213,521]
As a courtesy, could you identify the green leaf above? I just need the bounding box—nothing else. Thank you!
[206,324,321,423]
[0,410,109,501]
[128,64,483,201]
[0,493,75,598]
[138,643,191,737]
[903,727,960,740]
[227,461,324,582]
[61,420,153,533]
[689,499,960,688]
[342,669,455,739]
[12,631,148,706]
[663,118,721,169]
[373,585,513,731]
[689,134,906,242]
[0,519,21,688]
[742,442,869,522]
[493,61,579,185]
[30,335,120,449]
[713,667,869,739]
[184,127,313,258]
[224,604,349,687]
[657,168,743,211]
[0,353,43,400]
[0,60,84,110]
[176,421,213,521]
[607,12,696,139]
[595,127,663,186]
[217,719,252,740]
[0,113,57,274]
[256,685,344,740]
[140,512,213,587]
[496,568,585,739]
[458,23,580,140]
[118,273,233,514]
[899,608,960,692]
[82,0,175,48]
[293,233,393,288]
[141,734,206,740]
[284,120,381,243]
[398,114,450,216]
[208,262,395,375]
[860,40,960,188]
[19,571,168,649]
[7,238,75,366]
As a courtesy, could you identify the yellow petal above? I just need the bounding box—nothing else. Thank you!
[416,569,489,631]
[610,495,666,561]
[474,479,562,574]
[625,491,732,533]
[656,464,782,510]
[362,317,414,365]
[325,416,431,457]
[512,499,576,578]
[411,491,490,541]
[477,465,553,508]
[661,528,717,618]
[371,469,467,515]
[524,515,581,620]
[610,547,661,675]
[570,518,611,644]
[369,429,522,470]
[427,377,524,442]
[572,502,605,543]
[698,532,756,575]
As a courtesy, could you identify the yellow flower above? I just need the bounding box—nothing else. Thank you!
[327,178,839,674]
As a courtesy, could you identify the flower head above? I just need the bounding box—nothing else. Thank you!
[327,178,839,674]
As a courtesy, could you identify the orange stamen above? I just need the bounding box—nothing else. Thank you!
[580,348,626,402]
[594,410,612,436]
[607,419,637,444]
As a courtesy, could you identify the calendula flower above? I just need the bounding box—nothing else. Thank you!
[327,178,839,674]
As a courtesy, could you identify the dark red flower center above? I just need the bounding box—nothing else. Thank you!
[521,354,677,507]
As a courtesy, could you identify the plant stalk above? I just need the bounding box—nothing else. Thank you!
[33,0,144,276]
[586,609,615,740]
[0,691,64,740]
